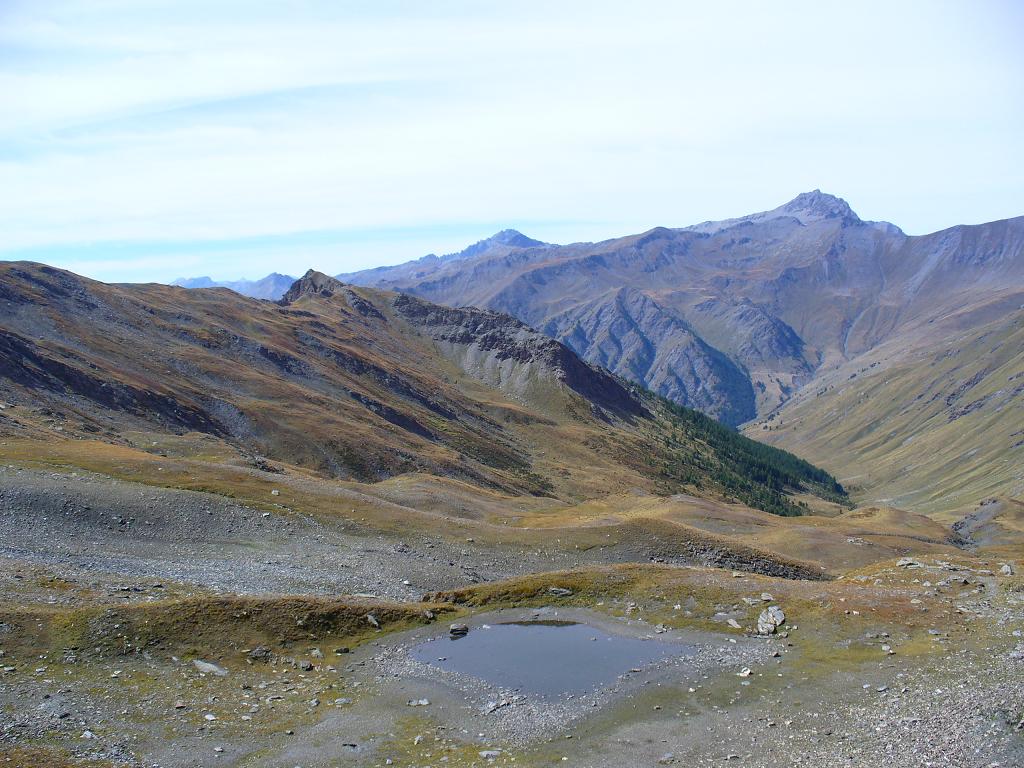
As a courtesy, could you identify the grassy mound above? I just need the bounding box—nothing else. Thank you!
[0,595,455,662]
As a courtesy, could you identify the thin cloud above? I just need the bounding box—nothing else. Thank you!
[1,1,1022,282]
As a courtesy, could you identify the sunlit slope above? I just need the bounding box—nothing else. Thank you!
[749,309,1024,515]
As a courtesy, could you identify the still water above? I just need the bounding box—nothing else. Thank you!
[409,620,693,697]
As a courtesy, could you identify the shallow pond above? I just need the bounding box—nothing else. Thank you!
[409,620,694,697]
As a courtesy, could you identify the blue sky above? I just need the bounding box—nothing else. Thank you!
[1,1,1022,283]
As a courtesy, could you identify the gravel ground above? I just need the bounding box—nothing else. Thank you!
[0,466,595,600]
[0,466,1021,767]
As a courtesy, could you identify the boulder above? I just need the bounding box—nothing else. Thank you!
[247,646,273,664]
[757,605,786,635]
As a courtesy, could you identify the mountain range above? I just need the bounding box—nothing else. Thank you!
[175,192,1024,514]
[0,262,843,519]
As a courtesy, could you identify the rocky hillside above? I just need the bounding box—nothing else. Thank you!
[338,192,1024,511]
[343,192,1022,416]
[0,263,842,514]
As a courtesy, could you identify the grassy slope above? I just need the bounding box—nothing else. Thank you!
[748,309,1024,517]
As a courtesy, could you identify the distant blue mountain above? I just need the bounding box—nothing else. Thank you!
[172,272,297,300]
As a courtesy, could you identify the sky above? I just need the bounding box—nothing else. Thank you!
[1,1,1022,283]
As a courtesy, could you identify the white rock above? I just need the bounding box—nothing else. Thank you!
[193,659,228,676]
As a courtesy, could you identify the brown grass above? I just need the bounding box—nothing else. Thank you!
[0,594,455,663]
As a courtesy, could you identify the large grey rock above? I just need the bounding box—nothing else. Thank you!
[758,605,786,635]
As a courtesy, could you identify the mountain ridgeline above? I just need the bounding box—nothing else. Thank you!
[157,192,1024,512]
[333,192,1024,513]
[0,263,843,516]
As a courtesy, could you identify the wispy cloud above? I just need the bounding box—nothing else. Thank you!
[1,0,1022,282]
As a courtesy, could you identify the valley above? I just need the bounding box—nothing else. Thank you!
[0,260,1021,767]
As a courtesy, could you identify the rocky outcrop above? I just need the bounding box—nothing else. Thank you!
[392,293,645,418]
[279,270,349,304]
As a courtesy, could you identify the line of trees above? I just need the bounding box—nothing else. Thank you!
[653,396,847,517]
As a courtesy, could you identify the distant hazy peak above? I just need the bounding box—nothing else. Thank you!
[279,270,348,304]
[172,276,216,288]
[336,228,550,286]
[170,272,297,299]
[486,228,545,247]
[450,229,548,261]
[777,190,858,222]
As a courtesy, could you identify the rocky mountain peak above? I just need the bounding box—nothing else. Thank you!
[779,190,858,223]
[488,229,544,247]
[452,229,547,261]
[279,270,348,304]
